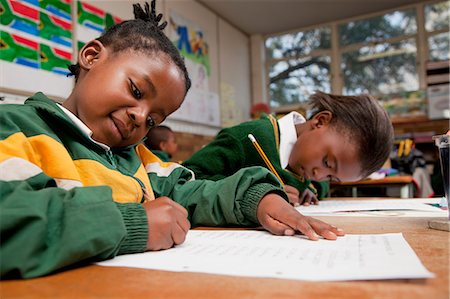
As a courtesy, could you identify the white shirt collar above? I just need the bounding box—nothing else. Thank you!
[278,111,305,169]
[58,104,110,151]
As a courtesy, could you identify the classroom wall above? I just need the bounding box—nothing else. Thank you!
[0,0,253,159]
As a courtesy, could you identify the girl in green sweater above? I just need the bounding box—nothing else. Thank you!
[184,92,394,206]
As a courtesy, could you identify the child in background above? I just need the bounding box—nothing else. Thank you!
[144,125,178,162]
[183,91,394,206]
[0,1,344,279]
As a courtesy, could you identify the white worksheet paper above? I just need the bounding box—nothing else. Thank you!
[296,199,442,215]
[97,231,433,281]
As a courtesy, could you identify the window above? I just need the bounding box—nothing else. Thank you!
[264,1,449,109]
[342,39,418,95]
[265,27,331,107]
[340,9,418,96]
[425,1,450,61]
[268,56,331,107]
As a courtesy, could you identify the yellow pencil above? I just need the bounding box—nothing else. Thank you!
[248,134,284,185]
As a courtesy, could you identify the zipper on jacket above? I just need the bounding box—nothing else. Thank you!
[105,150,117,168]
[134,176,151,203]
[105,149,150,202]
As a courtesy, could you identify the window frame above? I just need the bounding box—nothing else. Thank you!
[264,0,449,113]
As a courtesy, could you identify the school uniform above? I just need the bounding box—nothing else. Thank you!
[0,92,286,278]
[150,150,171,162]
[183,112,329,199]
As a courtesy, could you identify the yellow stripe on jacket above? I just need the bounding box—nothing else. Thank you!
[0,132,152,203]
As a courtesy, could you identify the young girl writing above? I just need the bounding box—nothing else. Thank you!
[0,1,343,279]
[183,92,394,206]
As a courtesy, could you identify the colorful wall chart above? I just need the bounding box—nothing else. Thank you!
[168,10,220,127]
[0,0,122,77]
[0,0,72,76]
[76,1,122,51]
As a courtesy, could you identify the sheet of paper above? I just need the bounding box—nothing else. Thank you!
[97,230,433,281]
[296,199,443,215]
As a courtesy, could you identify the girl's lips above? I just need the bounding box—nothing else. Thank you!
[111,117,130,140]
[300,166,311,180]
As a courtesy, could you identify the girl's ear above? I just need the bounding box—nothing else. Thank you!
[159,141,167,152]
[79,40,104,70]
[312,111,333,128]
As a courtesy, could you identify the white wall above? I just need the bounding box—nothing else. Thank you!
[163,0,252,134]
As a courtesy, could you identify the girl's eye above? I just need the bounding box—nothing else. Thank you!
[147,116,155,128]
[324,156,330,168]
[328,175,338,183]
[130,80,142,99]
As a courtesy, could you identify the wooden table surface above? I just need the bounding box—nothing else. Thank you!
[2,211,449,299]
[331,175,414,186]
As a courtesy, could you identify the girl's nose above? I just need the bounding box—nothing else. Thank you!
[312,167,329,181]
[127,107,148,128]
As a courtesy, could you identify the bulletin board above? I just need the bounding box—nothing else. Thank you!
[0,0,121,100]
[167,9,221,127]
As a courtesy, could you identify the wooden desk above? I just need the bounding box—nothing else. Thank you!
[331,176,415,198]
[1,211,448,299]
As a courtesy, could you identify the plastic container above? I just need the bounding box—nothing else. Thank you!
[433,134,449,219]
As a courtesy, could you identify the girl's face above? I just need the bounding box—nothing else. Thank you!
[288,113,363,183]
[161,133,178,157]
[64,41,186,148]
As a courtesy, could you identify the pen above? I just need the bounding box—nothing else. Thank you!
[248,134,284,185]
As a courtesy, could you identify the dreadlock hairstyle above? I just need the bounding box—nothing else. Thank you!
[306,91,394,179]
[68,0,191,94]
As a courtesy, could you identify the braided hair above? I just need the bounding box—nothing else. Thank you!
[307,91,394,178]
[68,0,191,93]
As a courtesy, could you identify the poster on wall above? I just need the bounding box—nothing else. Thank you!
[167,10,220,127]
[76,1,122,51]
[0,0,74,98]
[0,0,72,74]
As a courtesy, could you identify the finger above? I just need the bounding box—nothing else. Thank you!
[272,208,320,240]
[300,191,311,206]
[287,193,300,206]
[167,199,189,217]
[176,213,191,234]
[309,219,345,240]
[292,217,320,240]
[330,225,345,236]
[149,230,174,251]
[261,215,296,236]
[172,222,188,245]
[284,185,299,196]
[312,196,319,205]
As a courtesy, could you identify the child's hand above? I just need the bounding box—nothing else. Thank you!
[143,197,190,251]
[284,185,319,206]
[256,193,344,240]
[299,189,319,206]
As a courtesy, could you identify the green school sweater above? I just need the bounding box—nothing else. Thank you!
[0,93,287,279]
[183,115,329,199]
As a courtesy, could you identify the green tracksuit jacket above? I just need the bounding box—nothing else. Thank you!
[183,114,329,199]
[0,93,286,279]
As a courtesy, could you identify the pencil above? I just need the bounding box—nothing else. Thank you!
[247,134,284,185]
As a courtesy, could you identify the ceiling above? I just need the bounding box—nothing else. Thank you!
[198,0,427,36]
